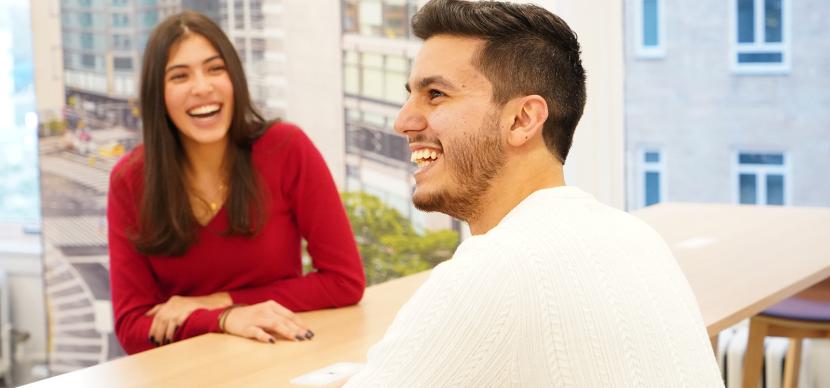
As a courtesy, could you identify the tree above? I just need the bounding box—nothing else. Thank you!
[341,192,459,285]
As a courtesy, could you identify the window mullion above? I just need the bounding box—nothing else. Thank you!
[755,0,765,45]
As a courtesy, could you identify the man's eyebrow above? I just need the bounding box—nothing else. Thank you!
[405,76,457,93]
[165,55,223,73]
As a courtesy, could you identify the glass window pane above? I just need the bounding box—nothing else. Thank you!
[645,171,661,206]
[764,0,782,43]
[737,0,755,43]
[644,151,660,163]
[385,71,407,104]
[642,0,659,47]
[739,153,784,165]
[344,65,360,95]
[766,174,784,205]
[361,67,384,100]
[739,173,757,204]
[737,52,783,63]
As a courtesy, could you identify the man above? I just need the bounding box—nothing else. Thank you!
[344,0,723,386]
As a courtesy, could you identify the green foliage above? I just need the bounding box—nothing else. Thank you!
[342,192,459,285]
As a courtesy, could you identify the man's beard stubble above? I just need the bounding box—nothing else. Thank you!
[412,112,505,222]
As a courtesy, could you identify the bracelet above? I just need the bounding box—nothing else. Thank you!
[218,304,243,333]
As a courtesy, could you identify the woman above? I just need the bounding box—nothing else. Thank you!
[108,11,365,354]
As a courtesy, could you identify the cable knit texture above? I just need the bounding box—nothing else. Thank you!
[345,186,724,387]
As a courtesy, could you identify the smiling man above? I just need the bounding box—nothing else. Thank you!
[344,0,723,386]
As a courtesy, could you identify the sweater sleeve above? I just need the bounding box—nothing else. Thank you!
[108,160,222,355]
[228,125,365,311]
[344,239,519,387]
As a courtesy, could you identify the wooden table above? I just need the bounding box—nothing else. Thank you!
[24,203,830,387]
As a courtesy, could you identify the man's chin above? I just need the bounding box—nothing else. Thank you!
[412,189,447,214]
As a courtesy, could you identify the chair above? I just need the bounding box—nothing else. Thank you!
[742,278,830,388]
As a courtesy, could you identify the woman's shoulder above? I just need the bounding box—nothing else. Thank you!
[254,120,314,154]
[110,145,145,191]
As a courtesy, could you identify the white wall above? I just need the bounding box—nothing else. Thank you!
[510,0,626,209]
[30,0,65,124]
[282,1,346,188]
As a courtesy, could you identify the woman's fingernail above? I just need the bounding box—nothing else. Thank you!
[164,338,171,345]
[294,335,305,341]
[148,336,154,343]
[305,331,313,339]
[268,337,276,344]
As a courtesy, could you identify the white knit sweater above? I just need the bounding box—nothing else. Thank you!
[345,186,724,387]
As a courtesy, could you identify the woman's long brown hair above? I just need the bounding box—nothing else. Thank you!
[134,11,267,256]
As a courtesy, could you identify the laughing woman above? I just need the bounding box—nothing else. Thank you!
[107,11,365,354]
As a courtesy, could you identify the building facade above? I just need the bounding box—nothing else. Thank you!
[625,0,830,209]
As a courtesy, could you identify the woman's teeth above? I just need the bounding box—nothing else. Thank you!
[188,104,221,117]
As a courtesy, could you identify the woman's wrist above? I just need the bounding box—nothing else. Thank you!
[218,304,243,333]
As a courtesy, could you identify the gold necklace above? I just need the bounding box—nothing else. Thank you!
[208,184,227,213]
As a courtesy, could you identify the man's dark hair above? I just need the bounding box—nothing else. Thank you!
[412,0,586,163]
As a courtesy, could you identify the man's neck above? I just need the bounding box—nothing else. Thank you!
[467,149,565,235]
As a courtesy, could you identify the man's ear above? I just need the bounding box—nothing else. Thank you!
[507,95,548,147]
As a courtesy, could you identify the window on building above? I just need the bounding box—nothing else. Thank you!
[112,34,131,50]
[250,0,264,29]
[636,0,665,58]
[80,12,93,28]
[639,149,664,207]
[736,152,787,205]
[345,109,409,165]
[143,12,158,28]
[81,32,94,50]
[112,13,129,28]
[343,0,416,38]
[347,52,410,104]
[113,57,133,71]
[81,54,97,69]
[234,0,245,29]
[733,0,787,73]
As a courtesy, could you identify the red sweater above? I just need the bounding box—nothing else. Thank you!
[108,122,365,354]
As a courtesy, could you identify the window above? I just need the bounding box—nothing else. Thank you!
[343,0,417,38]
[636,0,665,58]
[639,149,664,207]
[112,13,129,28]
[736,152,787,205]
[345,109,409,165]
[113,57,133,71]
[112,34,131,50]
[733,0,788,73]
[345,51,410,104]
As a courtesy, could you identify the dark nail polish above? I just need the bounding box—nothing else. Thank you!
[174,325,179,333]
[304,331,313,339]
[268,337,276,344]
[294,335,305,341]
[164,338,171,345]
[148,336,155,343]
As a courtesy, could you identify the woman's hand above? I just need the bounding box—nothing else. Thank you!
[222,300,314,343]
[146,293,231,345]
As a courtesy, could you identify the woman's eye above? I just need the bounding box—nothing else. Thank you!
[209,65,226,73]
[168,73,186,81]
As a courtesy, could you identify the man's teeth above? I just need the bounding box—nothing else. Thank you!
[410,149,441,167]
[188,104,220,115]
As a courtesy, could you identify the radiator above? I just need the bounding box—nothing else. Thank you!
[717,325,813,388]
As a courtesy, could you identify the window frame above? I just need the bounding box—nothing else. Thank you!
[634,0,666,59]
[730,0,791,74]
[732,150,790,205]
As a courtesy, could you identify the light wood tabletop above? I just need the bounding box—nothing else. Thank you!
[635,203,830,336]
[23,203,830,387]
